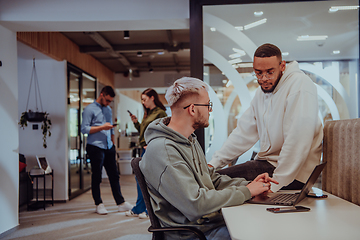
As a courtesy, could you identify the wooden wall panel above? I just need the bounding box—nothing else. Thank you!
[17,32,114,87]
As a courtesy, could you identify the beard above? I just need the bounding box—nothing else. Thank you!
[260,72,282,93]
[192,112,209,129]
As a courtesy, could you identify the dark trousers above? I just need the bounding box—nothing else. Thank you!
[86,144,125,205]
[217,160,304,190]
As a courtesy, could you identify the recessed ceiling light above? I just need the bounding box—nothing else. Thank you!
[229,53,243,59]
[329,6,359,13]
[232,48,246,55]
[282,52,289,56]
[332,50,340,55]
[254,11,263,17]
[237,63,253,68]
[222,79,228,84]
[157,51,164,55]
[244,18,267,30]
[226,80,232,87]
[210,27,216,32]
[123,30,130,40]
[228,58,243,65]
[297,35,328,41]
[229,48,246,59]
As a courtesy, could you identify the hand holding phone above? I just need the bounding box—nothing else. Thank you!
[112,123,118,127]
[266,206,310,213]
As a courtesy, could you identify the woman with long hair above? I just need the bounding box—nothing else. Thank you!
[126,88,167,218]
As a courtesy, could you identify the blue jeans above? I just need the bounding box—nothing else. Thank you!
[131,148,148,215]
[131,177,148,215]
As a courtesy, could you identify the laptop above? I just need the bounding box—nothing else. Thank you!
[247,162,327,206]
[30,156,52,175]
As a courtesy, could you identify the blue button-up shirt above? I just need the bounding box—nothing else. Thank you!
[81,101,114,149]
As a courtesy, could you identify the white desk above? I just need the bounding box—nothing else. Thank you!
[222,189,360,240]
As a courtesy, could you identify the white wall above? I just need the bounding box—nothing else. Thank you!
[0,25,19,235]
[17,42,68,201]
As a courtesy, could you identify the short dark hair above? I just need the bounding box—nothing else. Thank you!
[254,43,282,61]
[101,86,115,97]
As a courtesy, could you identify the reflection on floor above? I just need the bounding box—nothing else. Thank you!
[69,162,92,194]
[5,175,151,240]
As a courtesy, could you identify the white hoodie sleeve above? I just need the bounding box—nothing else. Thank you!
[209,105,259,169]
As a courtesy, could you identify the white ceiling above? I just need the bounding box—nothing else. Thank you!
[1,0,358,74]
[204,0,359,64]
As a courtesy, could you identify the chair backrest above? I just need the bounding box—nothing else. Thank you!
[322,119,360,206]
[131,157,163,239]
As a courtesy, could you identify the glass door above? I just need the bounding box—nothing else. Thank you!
[196,0,359,164]
[67,64,96,199]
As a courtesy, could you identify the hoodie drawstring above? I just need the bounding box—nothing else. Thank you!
[190,140,203,176]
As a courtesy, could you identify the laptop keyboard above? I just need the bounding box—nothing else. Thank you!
[270,193,298,204]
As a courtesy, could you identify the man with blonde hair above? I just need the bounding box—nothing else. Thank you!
[140,77,278,239]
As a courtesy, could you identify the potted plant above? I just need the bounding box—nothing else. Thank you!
[19,110,52,148]
[19,58,52,148]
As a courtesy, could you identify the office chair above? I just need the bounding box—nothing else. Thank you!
[131,157,207,240]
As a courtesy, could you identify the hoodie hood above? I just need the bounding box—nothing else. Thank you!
[273,61,302,94]
[144,117,204,175]
[145,117,193,147]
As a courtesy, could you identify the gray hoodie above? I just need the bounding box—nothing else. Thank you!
[140,117,251,239]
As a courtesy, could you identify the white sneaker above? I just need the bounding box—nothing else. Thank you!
[118,202,133,212]
[125,210,138,217]
[96,203,108,215]
[139,212,149,219]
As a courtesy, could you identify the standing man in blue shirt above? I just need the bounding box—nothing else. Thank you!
[81,86,132,215]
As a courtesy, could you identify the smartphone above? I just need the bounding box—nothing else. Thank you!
[266,206,310,213]
[307,193,328,198]
[127,110,132,115]
[112,123,118,126]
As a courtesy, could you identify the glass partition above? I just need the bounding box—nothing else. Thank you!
[67,64,96,199]
[202,0,359,163]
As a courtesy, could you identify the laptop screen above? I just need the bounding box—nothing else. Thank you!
[293,162,327,205]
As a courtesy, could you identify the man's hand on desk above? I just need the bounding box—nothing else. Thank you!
[247,173,279,197]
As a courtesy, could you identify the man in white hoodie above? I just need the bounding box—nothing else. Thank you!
[209,43,323,193]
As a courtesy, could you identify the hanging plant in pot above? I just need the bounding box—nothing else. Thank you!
[18,58,52,148]
[19,111,52,148]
